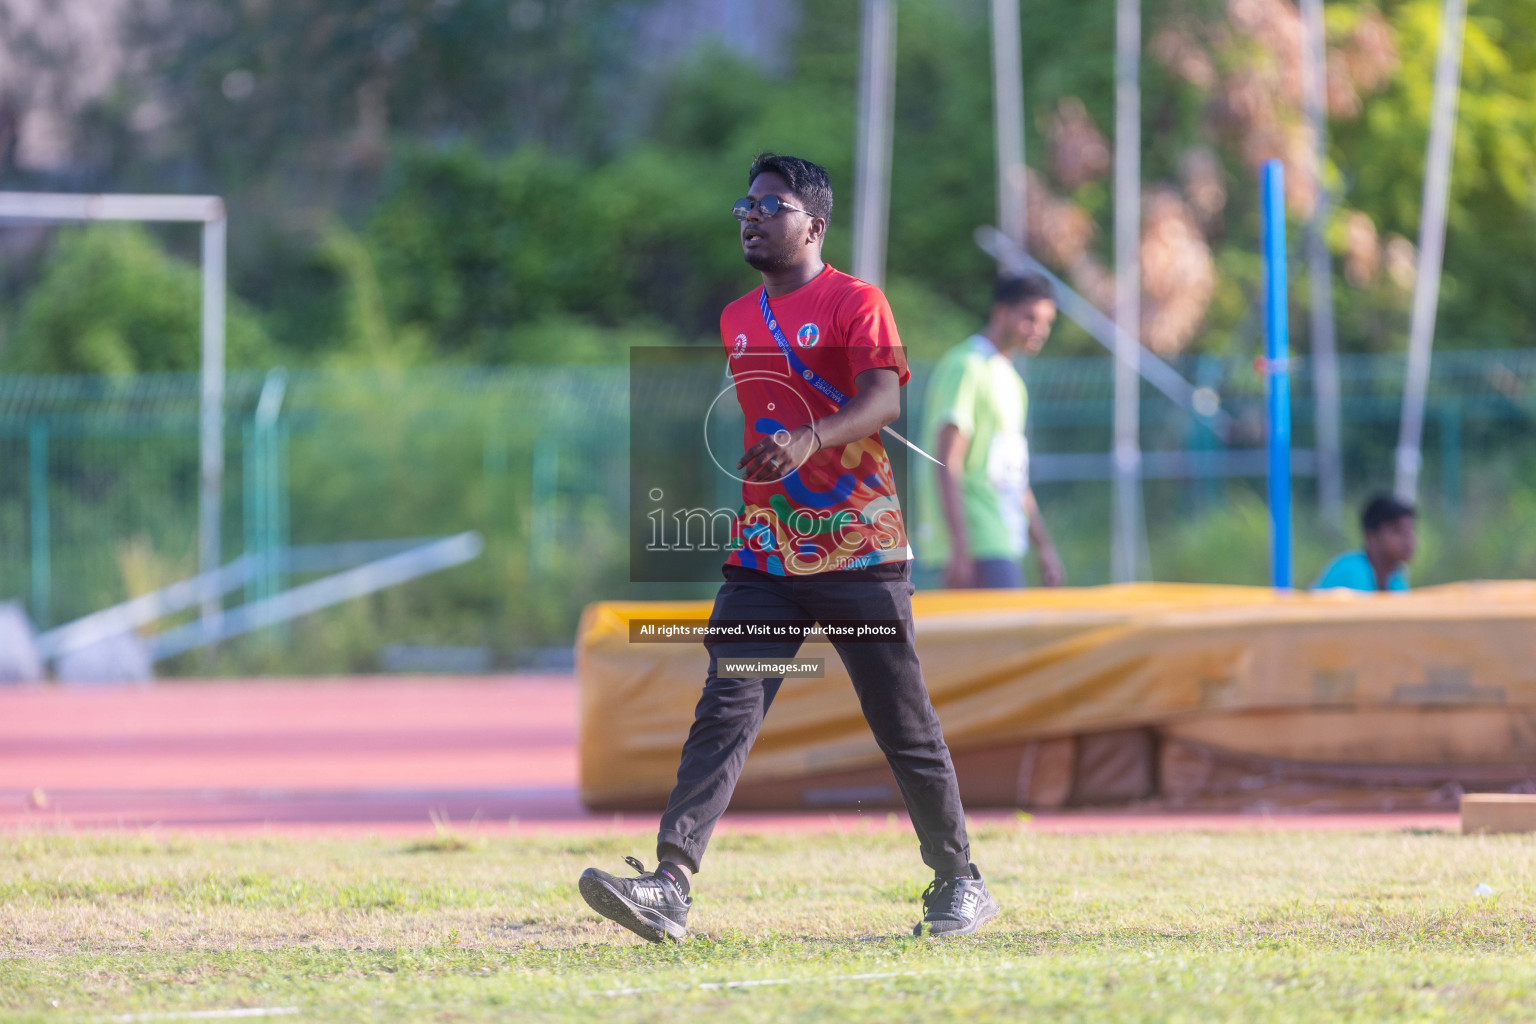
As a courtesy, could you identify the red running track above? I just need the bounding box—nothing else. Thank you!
[0,676,1456,836]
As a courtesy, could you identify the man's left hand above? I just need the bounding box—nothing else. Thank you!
[739,424,819,482]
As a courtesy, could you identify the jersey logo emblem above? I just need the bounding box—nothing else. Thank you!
[732,334,748,359]
[797,323,820,347]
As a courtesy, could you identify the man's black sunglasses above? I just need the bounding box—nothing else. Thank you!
[732,195,810,221]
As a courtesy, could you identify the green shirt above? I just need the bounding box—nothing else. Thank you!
[914,335,1029,563]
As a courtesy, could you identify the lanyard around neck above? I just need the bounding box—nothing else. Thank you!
[756,289,943,467]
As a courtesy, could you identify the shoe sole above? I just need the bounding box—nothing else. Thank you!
[914,894,1000,938]
[578,871,687,943]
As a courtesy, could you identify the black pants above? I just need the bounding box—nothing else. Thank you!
[655,564,972,877]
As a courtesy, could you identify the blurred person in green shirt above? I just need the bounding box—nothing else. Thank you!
[1312,495,1416,592]
[915,274,1063,590]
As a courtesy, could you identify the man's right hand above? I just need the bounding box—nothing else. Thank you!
[1037,544,1065,587]
[943,557,976,590]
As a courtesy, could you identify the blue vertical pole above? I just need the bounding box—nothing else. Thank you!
[1261,159,1293,589]
[28,421,50,628]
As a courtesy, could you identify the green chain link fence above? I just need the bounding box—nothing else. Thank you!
[3,350,1534,676]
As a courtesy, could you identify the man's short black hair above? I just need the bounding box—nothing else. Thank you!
[994,273,1055,307]
[1361,494,1415,534]
[747,153,833,222]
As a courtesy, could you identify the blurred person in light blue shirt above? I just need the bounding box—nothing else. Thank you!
[1313,494,1416,592]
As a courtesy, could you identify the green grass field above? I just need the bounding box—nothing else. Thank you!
[3,823,1535,1022]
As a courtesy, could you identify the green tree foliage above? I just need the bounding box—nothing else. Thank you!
[350,5,1085,360]
[365,143,744,358]
[346,0,1536,362]
[3,225,270,374]
[120,0,658,186]
[1332,0,1536,347]
[10,0,1536,362]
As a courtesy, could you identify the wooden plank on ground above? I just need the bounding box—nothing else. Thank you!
[1461,793,1536,834]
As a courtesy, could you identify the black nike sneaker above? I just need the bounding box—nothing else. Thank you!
[913,863,1000,937]
[578,856,691,942]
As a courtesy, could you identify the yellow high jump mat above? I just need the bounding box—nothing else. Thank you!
[578,582,1536,812]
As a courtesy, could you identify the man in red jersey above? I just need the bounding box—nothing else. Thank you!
[579,154,998,942]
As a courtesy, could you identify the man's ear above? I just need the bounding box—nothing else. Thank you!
[806,216,827,246]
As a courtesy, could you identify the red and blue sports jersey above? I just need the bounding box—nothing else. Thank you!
[718,266,912,576]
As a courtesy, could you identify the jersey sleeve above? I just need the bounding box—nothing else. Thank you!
[838,284,910,386]
[924,352,981,437]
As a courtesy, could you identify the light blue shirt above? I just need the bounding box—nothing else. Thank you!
[1312,550,1408,592]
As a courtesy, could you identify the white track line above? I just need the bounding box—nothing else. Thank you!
[602,963,1003,997]
[109,1008,301,1022]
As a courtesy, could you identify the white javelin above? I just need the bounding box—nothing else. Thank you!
[881,424,944,466]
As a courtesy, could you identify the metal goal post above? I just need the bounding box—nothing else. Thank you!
[0,191,228,632]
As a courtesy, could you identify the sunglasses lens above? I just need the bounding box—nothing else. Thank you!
[732,196,793,221]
